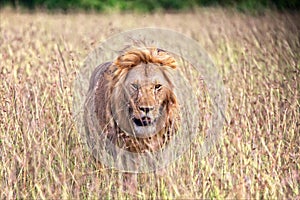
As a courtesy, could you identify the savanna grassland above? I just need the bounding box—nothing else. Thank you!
[0,8,299,199]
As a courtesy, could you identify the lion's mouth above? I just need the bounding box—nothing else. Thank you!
[133,117,154,126]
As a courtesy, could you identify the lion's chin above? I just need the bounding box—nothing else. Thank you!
[132,125,158,138]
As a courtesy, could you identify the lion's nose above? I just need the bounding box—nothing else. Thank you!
[139,106,154,114]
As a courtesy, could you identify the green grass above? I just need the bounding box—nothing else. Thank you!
[0,8,299,199]
[1,0,300,12]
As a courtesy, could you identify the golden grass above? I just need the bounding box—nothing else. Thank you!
[0,8,299,199]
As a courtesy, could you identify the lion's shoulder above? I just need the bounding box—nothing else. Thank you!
[88,62,112,91]
[90,62,113,128]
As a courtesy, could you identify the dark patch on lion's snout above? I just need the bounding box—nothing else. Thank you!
[138,106,154,114]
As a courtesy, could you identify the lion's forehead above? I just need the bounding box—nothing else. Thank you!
[125,63,170,85]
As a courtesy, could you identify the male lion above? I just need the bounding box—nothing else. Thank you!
[85,47,179,153]
[84,47,180,192]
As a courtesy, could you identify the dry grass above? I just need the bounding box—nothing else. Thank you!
[0,8,299,199]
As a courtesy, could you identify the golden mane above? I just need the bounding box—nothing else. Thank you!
[110,48,177,84]
[115,48,177,69]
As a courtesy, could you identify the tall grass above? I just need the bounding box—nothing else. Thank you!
[0,8,299,199]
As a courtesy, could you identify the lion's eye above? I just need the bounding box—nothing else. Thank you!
[154,84,162,91]
[131,83,139,91]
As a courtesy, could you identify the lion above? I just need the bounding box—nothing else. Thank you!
[85,47,180,154]
[84,47,180,193]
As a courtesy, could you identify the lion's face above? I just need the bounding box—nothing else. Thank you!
[111,62,177,138]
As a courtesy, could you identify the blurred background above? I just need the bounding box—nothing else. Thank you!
[1,0,300,12]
